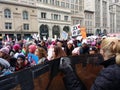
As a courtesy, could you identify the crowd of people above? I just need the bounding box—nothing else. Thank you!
[1,35,120,90]
[59,37,120,90]
[0,36,101,77]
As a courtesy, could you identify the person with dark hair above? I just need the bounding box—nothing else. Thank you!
[64,40,74,56]
[79,43,89,55]
[15,54,29,71]
[89,46,98,55]
[56,40,64,50]
[38,40,47,51]
[10,44,21,57]
[51,46,67,60]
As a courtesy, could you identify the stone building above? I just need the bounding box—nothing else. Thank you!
[0,0,38,40]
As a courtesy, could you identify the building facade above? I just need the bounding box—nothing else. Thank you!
[36,0,71,39]
[0,0,38,40]
[36,0,84,39]
[84,0,110,36]
[0,0,84,39]
[109,3,120,33]
[84,10,94,35]
[84,0,95,35]
[95,0,110,35]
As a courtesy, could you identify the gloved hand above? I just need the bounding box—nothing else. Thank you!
[59,57,87,90]
[59,57,73,74]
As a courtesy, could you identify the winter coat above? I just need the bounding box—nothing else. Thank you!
[63,68,87,90]
[91,57,120,90]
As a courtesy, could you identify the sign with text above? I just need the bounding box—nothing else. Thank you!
[71,24,81,37]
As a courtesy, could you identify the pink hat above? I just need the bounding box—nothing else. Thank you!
[13,44,21,51]
[0,47,9,55]
[29,45,36,53]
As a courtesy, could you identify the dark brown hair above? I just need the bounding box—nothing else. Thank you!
[53,46,66,59]
[37,47,47,59]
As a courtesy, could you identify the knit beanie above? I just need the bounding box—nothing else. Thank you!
[17,54,25,61]
[0,47,9,55]
[13,44,21,51]
[28,45,36,53]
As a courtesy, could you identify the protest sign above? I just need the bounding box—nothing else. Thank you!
[71,24,81,37]
[61,31,68,40]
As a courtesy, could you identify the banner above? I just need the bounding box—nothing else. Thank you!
[71,24,81,37]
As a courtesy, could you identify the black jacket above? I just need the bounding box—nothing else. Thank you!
[91,57,120,90]
[63,68,87,90]
[63,57,120,90]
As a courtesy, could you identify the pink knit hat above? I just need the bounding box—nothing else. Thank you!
[0,47,9,55]
[28,45,36,53]
[13,44,21,51]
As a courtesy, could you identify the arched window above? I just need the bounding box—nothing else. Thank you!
[40,24,49,40]
[103,29,107,35]
[63,26,69,32]
[23,11,28,20]
[96,29,101,35]
[52,25,60,38]
[4,9,11,18]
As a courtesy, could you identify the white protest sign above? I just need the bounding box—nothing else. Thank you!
[62,31,68,40]
[71,24,81,37]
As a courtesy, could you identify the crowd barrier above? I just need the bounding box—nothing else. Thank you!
[0,54,104,90]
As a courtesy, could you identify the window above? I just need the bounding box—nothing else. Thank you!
[23,11,28,20]
[71,4,74,9]
[5,22,12,29]
[71,0,74,3]
[75,0,78,3]
[41,12,46,18]
[56,1,59,6]
[4,9,11,18]
[79,6,83,11]
[51,14,53,19]
[61,2,65,7]
[66,0,70,2]
[75,5,78,10]
[76,20,79,24]
[43,0,48,3]
[37,0,42,2]
[24,24,29,30]
[50,0,54,5]
[54,14,58,20]
[64,16,68,21]
[66,3,69,8]
[59,15,61,20]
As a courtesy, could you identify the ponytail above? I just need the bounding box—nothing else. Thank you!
[115,40,120,65]
[116,54,120,65]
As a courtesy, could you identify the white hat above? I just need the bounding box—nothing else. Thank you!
[67,40,73,44]
[0,58,10,68]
